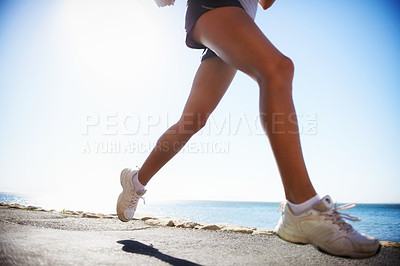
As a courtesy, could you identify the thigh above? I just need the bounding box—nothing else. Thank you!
[191,6,287,81]
[181,56,237,122]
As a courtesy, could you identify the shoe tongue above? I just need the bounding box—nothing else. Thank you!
[136,189,147,196]
[314,195,333,212]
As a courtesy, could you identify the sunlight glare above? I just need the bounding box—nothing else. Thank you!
[58,0,162,93]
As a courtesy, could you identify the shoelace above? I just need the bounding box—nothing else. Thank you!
[128,166,145,208]
[129,192,145,208]
[277,202,284,213]
[324,203,360,233]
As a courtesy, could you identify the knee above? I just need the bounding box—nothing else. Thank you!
[177,113,208,135]
[257,56,295,89]
[278,56,295,81]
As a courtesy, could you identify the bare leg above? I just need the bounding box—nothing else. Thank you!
[191,7,316,203]
[138,56,237,185]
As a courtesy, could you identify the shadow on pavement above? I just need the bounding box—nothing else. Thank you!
[117,240,202,266]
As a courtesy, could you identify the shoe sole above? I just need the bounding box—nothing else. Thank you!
[317,243,381,259]
[117,168,134,222]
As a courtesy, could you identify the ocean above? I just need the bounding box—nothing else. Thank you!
[1,192,399,242]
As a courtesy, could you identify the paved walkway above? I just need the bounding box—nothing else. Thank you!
[0,207,399,265]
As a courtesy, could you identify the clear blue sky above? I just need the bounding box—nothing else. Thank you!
[0,0,399,213]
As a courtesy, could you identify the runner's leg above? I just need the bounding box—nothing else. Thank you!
[138,56,237,185]
[190,7,316,203]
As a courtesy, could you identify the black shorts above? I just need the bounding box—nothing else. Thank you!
[185,0,244,61]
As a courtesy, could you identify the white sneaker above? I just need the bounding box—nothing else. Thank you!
[117,168,146,222]
[275,195,380,258]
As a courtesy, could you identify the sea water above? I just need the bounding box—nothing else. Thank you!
[140,200,400,242]
[1,192,399,242]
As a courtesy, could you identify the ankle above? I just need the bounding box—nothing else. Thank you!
[132,171,146,192]
[287,194,320,215]
[286,186,317,204]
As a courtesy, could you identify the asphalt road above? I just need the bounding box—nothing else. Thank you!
[0,207,399,265]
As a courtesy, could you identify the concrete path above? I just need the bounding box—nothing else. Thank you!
[0,207,399,265]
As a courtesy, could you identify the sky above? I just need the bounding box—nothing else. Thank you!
[0,0,399,213]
